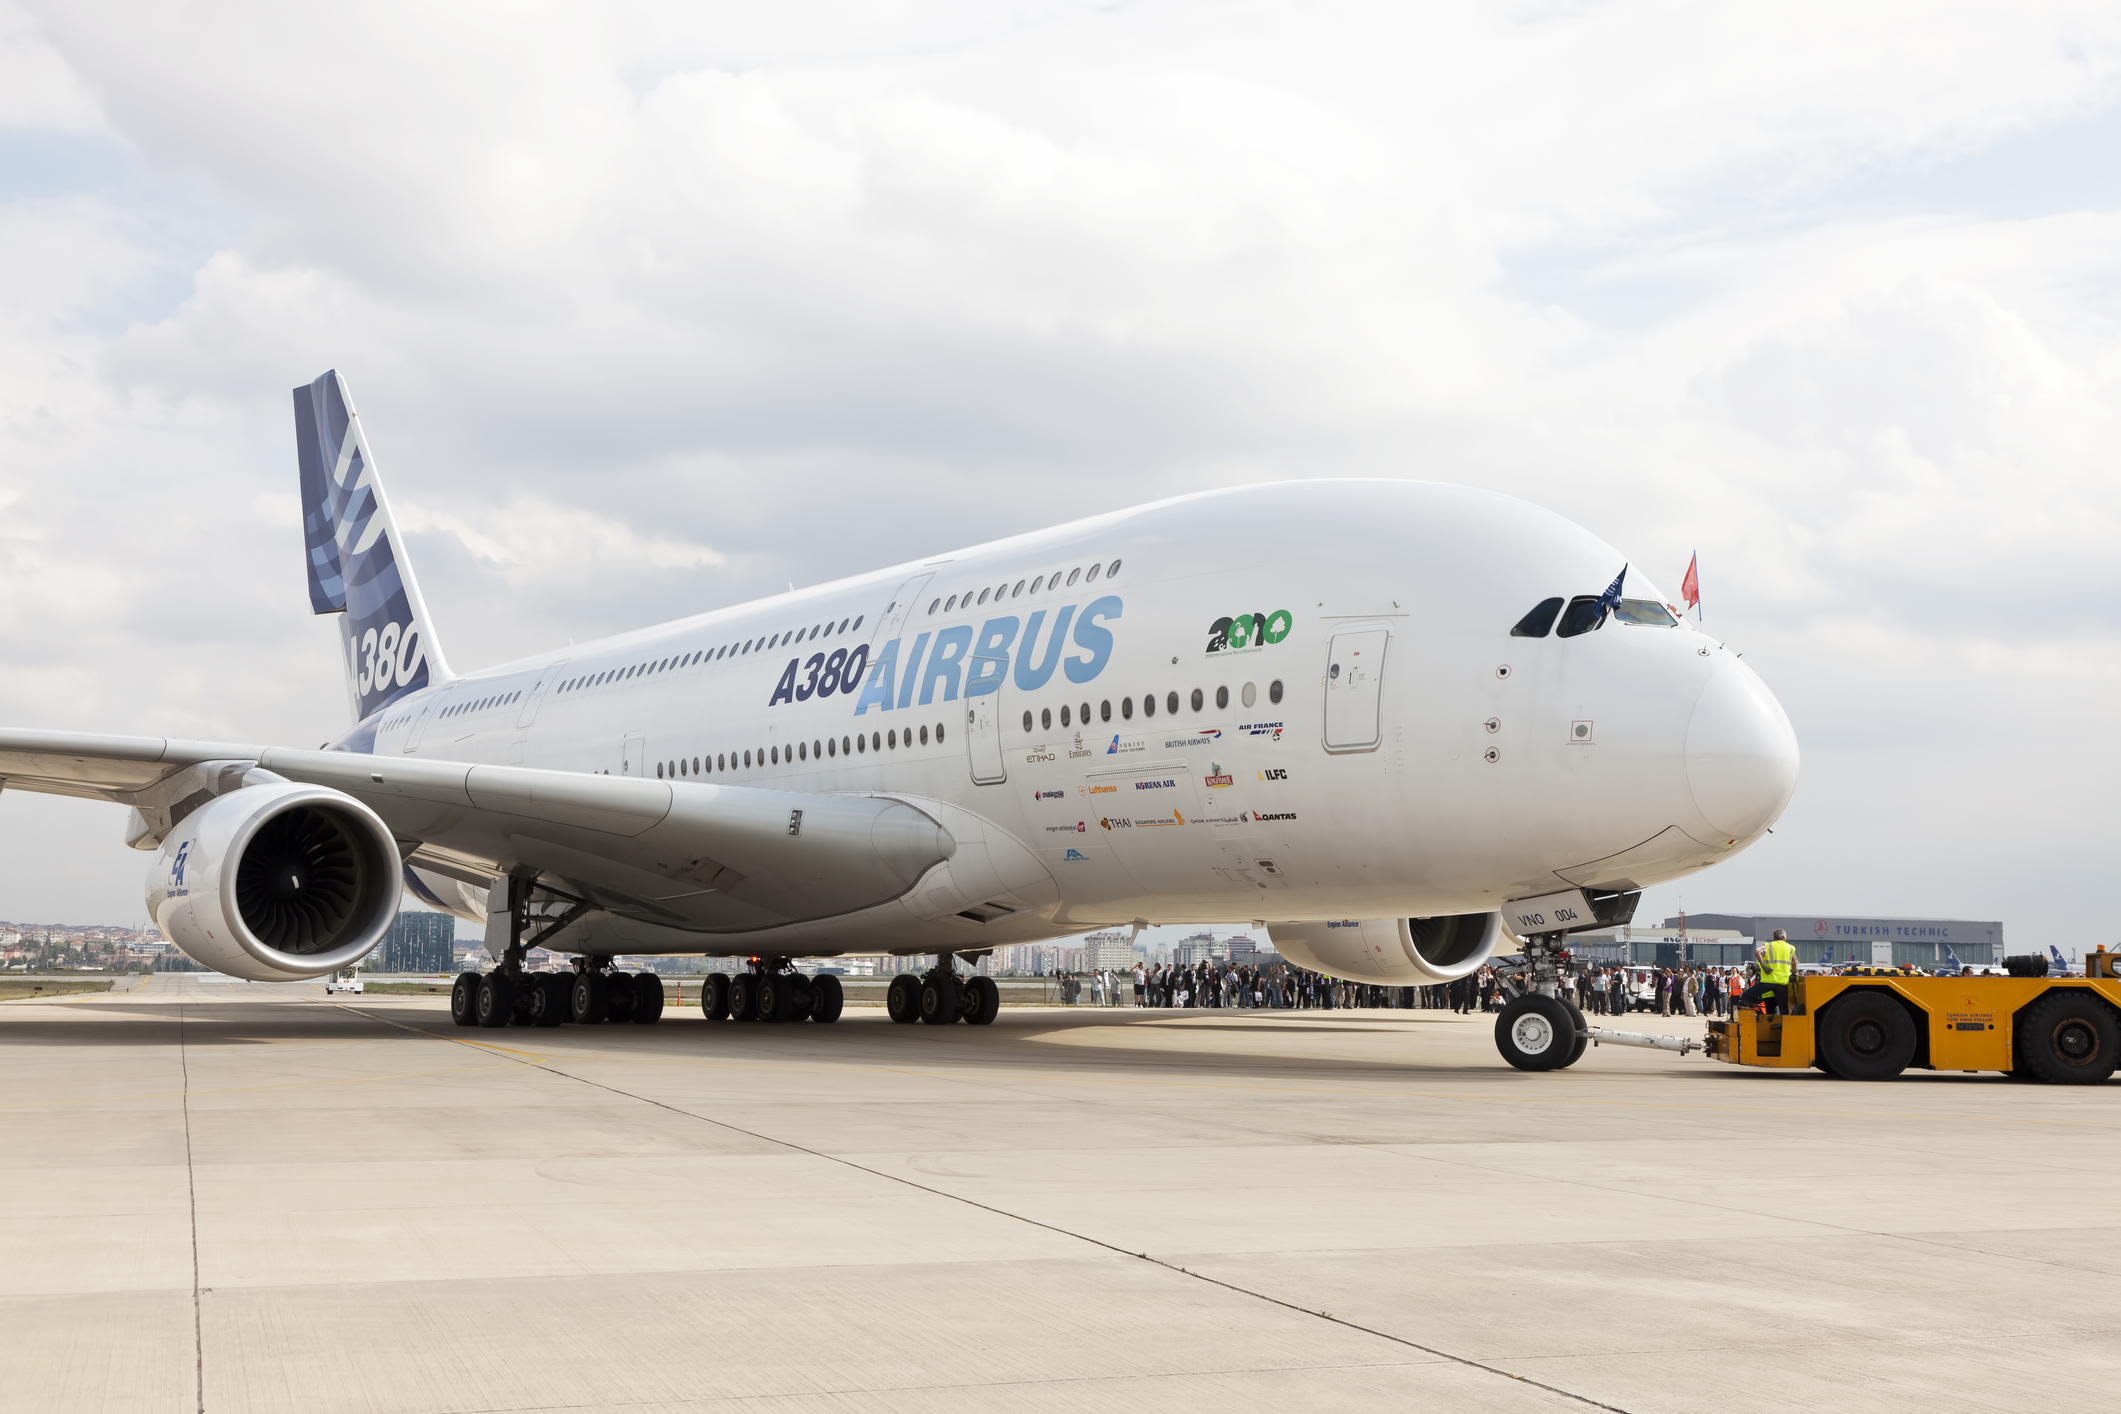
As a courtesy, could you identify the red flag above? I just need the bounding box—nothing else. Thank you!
[1679,552,1700,617]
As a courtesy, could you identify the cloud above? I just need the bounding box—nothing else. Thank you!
[2,1,2119,947]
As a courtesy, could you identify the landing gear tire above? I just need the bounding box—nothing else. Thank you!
[966,975,1000,1026]
[727,973,759,1022]
[920,973,960,1025]
[631,972,665,1024]
[450,972,480,1027]
[570,971,609,1025]
[1495,994,1574,1071]
[886,974,921,1024]
[2018,991,2121,1084]
[1816,989,1916,1081]
[700,973,731,1021]
[756,973,798,1023]
[474,972,514,1029]
[604,972,639,1024]
[1559,997,1589,1068]
[528,974,569,1028]
[810,975,844,1024]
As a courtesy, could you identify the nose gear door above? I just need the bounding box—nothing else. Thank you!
[1324,626,1389,752]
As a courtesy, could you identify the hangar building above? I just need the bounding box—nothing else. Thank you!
[1666,914,2004,968]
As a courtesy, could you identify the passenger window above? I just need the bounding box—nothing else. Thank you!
[1241,682,1255,707]
[1556,596,1606,638]
[1511,597,1564,638]
[978,588,991,605]
[888,729,898,749]
[1215,685,1228,709]
[935,722,944,742]
[1107,559,1120,577]
[929,599,940,614]
[1012,580,1025,598]
[1086,563,1100,581]
[1269,679,1283,704]
[852,616,862,631]
[919,724,929,745]
[1167,691,1180,715]
[1023,711,1033,733]
[1060,704,1071,727]
[1079,702,1089,725]
[1067,568,1081,586]
[743,750,752,767]
[1030,576,1043,594]
[1100,700,1111,722]
[1121,696,1133,720]
[871,731,881,751]
[945,595,957,612]
[1143,694,1155,718]
[856,734,865,754]
[1190,688,1203,712]
[1041,708,1052,731]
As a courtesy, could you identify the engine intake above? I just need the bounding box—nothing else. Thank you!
[1269,913,1504,986]
[147,784,402,981]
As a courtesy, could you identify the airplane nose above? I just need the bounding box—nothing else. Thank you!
[1685,663,1799,840]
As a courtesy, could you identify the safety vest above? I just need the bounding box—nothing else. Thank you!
[1759,938,1795,985]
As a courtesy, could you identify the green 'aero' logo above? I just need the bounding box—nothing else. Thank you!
[1206,610,1292,654]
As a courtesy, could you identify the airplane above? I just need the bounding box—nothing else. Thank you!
[0,370,1800,1071]
[2049,945,2074,977]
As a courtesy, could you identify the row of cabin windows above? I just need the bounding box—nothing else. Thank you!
[930,559,1120,616]
[1020,680,1284,734]
[444,690,521,718]
[655,723,948,779]
[551,615,868,697]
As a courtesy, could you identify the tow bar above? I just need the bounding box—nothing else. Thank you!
[1588,1027,1700,1057]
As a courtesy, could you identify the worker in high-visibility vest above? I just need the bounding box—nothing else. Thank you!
[1739,929,1797,1013]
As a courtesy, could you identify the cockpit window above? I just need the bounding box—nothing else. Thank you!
[1555,595,1606,638]
[1510,598,1564,638]
[1612,598,1678,627]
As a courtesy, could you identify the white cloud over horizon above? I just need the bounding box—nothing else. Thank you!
[3,1,2118,951]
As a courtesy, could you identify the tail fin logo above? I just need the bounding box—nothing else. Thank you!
[294,370,446,724]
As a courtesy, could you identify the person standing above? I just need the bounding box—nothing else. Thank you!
[1739,929,1797,1013]
[1133,960,1146,1007]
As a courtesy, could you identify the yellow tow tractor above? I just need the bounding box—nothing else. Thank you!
[1698,950,2121,1083]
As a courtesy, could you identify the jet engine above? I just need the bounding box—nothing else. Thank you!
[146,784,402,981]
[1269,913,1504,987]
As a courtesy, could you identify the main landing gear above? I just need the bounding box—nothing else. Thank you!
[1495,931,1588,1071]
[885,955,1000,1026]
[697,959,844,1024]
[448,877,666,1030]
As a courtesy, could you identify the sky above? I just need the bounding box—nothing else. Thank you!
[2,2,2118,953]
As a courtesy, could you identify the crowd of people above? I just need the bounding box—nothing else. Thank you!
[1047,959,1763,1015]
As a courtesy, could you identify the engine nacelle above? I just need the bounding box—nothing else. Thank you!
[146,784,403,981]
[1269,913,1503,986]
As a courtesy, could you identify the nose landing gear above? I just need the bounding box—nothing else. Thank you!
[1496,931,1588,1071]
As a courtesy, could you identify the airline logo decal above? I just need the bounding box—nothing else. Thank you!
[1204,763,1234,787]
[1064,848,1088,861]
[1206,610,1292,654]
[1163,730,1221,749]
[766,595,1122,714]
[1252,810,1297,822]
[1033,789,1065,801]
[1238,721,1284,738]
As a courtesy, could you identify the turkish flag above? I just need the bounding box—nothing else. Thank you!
[1680,552,1700,615]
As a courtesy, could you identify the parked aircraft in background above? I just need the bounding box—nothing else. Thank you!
[0,371,1799,1069]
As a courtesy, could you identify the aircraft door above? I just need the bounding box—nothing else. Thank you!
[967,694,1007,785]
[872,573,933,644]
[516,659,567,729]
[621,732,646,777]
[1323,626,1389,752]
[404,688,454,753]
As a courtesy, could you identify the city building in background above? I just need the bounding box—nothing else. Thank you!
[377,912,456,974]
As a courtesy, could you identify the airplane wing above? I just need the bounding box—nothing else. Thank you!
[0,727,963,934]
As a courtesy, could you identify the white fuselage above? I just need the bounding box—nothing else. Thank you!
[347,481,1797,957]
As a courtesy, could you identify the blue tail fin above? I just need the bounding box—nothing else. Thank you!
[294,370,452,722]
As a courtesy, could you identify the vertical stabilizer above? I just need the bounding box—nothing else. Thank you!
[294,370,453,722]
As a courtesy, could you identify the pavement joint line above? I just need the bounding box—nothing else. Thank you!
[332,998,1639,1414]
[0,1060,525,1111]
[176,1002,204,1414]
